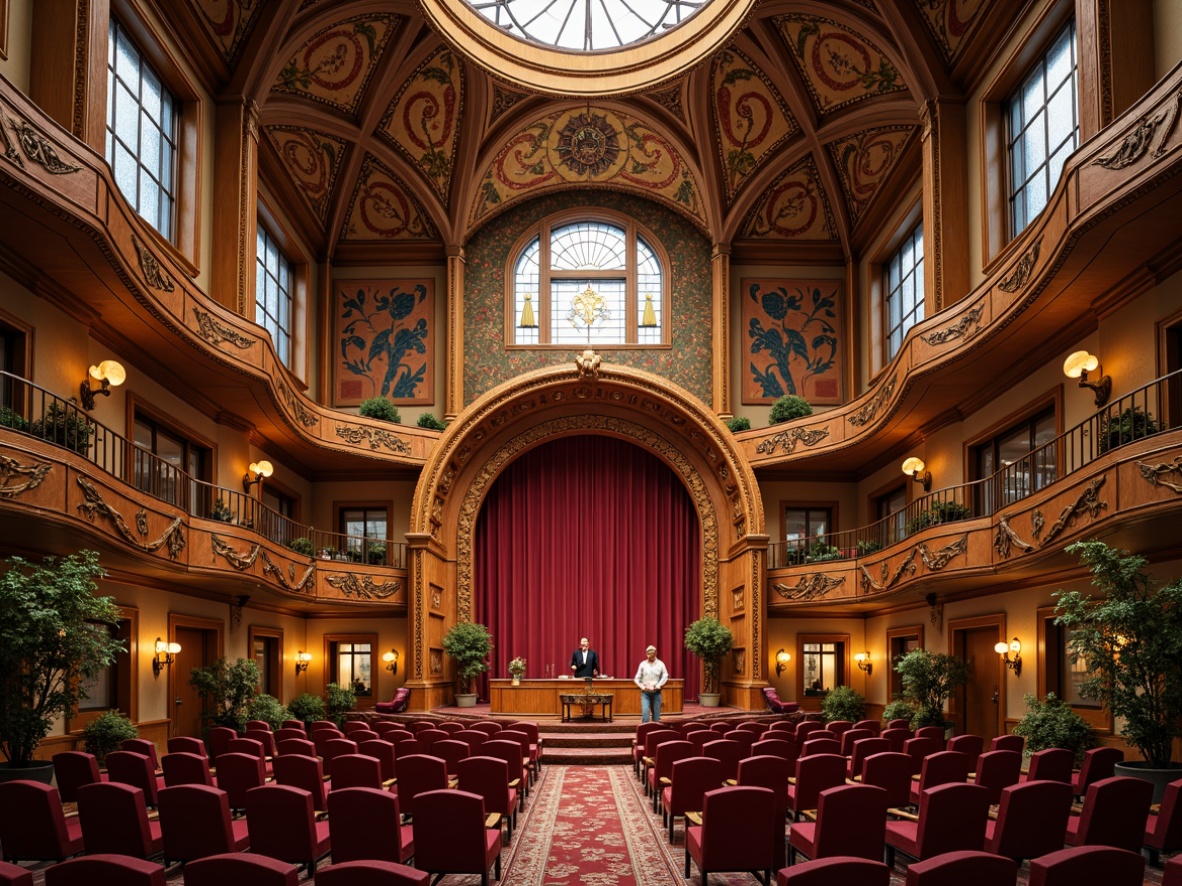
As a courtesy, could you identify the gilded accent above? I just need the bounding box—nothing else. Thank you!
[4,116,81,174]
[848,375,895,427]
[1040,476,1107,546]
[1137,456,1182,493]
[259,549,316,593]
[414,550,425,680]
[193,307,254,349]
[275,377,319,428]
[774,573,845,602]
[489,84,527,123]
[0,455,51,497]
[750,548,761,678]
[997,238,1042,293]
[334,424,413,454]
[994,517,1034,559]
[574,348,602,380]
[1093,89,1182,170]
[75,476,185,560]
[132,236,175,292]
[325,572,402,599]
[920,303,985,345]
[210,534,262,570]
[755,426,830,455]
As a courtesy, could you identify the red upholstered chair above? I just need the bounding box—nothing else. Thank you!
[984,780,1074,862]
[775,856,891,886]
[395,754,450,817]
[738,755,792,869]
[482,739,529,806]
[412,789,502,886]
[1145,778,1182,865]
[990,734,1024,753]
[437,721,464,735]
[685,785,776,885]
[858,751,913,808]
[225,737,267,767]
[838,728,874,757]
[162,751,214,787]
[0,861,31,886]
[663,756,724,844]
[914,726,946,750]
[157,784,250,865]
[330,753,383,791]
[273,728,305,745]
[847,737,889,779]
[946,734,984,761]
[786,753,846,821]
[52,751,103,802]
[245,784,332,874]
[121,738,161,770]
[409,721,437,734]
[327,786,414,864]
[886,719,912,730]
[686,729,713,754]
[738,721,768,736]
[0,781,84,863]
[373,686,411,714]
[1065,775,1153,852]
[795,721,824,742]
[882,727,912,753]
[311,730,343,758]
[281,720,306,732]
[909,751,971,805]
[1028,845,1145,886]
[276,737,317,757]
[182,852,299,886]
[321,737,359,777]
[633,722,663,775]
[205,727,237,761]
[788,784,888,865]
[245,720,273,732]
[799,737,841,758]
[317,860,429,885]
[1071,747,1123,797]
[971,750,1022,806]
[723,729,757,759]
[375,724,414,742]
[358,739,398,785]
[44,854,166,886]
[310,720,340,732]
[167,736,207,757]
[213,751,266,814]
[497,729,536,785]
[343,722,370,735]
[824,720,853,739]
[455,729,489,754]
[271,753,329,813]
[1166,854,1182,886]
[904,850,1018,886]
[350,729,380,744]
[75,781,163,858]
[750,738,795,763]
[392,738,424,758]
[471,721,502,738]
[767,721,796,735]
[701,739,743,782]
[457,755,519,842]
[1023,748,1073,784]
[884,782,991,865]
[709,722,732,735]
[244,729,277,757]
[648,740,694,810]
[105,749,161,807]
[853,720,882,736]
[903,736,940,774]
[433,738,471,778]
[416,728,449,754]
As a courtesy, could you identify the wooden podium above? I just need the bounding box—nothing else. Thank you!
[488,678,684,718]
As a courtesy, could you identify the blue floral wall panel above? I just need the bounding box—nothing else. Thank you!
[334,279,434,406]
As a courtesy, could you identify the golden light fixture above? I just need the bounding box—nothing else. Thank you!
[382,649,399,675]
[242,460,274,494]
[519,293,537,328]
[995,637,1022,676]
[295,651,312,677]
[901,456,932,492]
[153,637,181,676]
[80,360,126,410]
[1063,350,1112,407]
[775,648,791,677]
[854,651,872,676]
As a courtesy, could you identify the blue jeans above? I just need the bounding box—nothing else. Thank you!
[641,690,662,722]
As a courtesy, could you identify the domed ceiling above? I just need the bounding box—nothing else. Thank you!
[174,0,1003,261]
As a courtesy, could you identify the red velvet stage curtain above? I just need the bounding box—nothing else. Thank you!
[474,434,701,702]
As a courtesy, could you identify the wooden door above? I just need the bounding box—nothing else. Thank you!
[172,626,214,738]
[960,626,1001,741]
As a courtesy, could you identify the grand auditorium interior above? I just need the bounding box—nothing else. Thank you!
[1,0,1182,882]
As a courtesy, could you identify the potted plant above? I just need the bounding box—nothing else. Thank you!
[189,657,260,733]
[367,542,387,565]
[325,682,357,727]
[288,537,315,557]
[906,499,971,535]
[894,648,971,730]
[441,621,492,707]
[30,401,95,454]
[245,693,290,731]
[417,413,447,430]
[726,416,751,433]
[1097,405,1159,454]
[0,550,125,779]
[883,699,917,723]
[287,692,326,726]
[82,710,138,766]
[684,616,734,707]
[358,397,401,423]
[210,497,234,522]
[508,656,527,686]
[821,684,866,723]
[1054,540,1182,801]
[0,405,29,432]
[1011,692,1094,766]
[769,394,812,424]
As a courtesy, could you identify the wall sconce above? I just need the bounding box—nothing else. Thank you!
[774,648,791,677]
[518,293,537,328]
[854,651,873,676]
[995,637,1022,676]
[295,651,312,677]
[153,637,180,676]
[901,457,932,492]
[382,649,399,675]
[1063,350,1112,407]
[80,360,126,410]
[242,460,273,494]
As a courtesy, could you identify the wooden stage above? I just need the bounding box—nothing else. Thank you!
[489,678,684,718]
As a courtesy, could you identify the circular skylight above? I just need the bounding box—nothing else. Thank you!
[468,0,710,51]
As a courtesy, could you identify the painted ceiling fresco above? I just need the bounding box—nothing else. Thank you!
[915,0,991,64]
[827,126,915,224]
[271,15,399,115]
[193,0,264,63]
[740,156,838,241]
[341,156,437,241]
[265,126,348,226]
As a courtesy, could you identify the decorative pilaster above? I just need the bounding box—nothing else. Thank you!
[211,97,260,315]
[918,98,969,312]
[445,246,465,421]
[29,0,109,151]
[712,245,731,419]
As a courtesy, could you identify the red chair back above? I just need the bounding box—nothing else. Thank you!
[859,752,913,807]
[161,751,213,787]
[914,726,946,749]
[343,722,370,735]
[721,730,756,757]
[882,727,911,753]
[1026,747,1074,783]
[1028,845,1145,886]
[973,750,1022,805]
[456,755,516,828]
[454,730,489,753]
[76,782,161,858]
[437,722,464,735]
[825,720,853,738]
[316,860,427,885]
[990,734,1024,753]
[801,737,841,757]
[886,719,912,730]
[327,787,413,864]
[321,737,360,775]
[853,720,882,736]
[104,750,159,806]
[121,739,160,770]
[43,854,166,886]
[797,784,887,861]
[244,784,331,872]
[663,757,723,842]
[795,721,824,741]
[225,737,266,765]
[912,783,991,858]
[904,850,1017,886]
[848,737,890,777]
[395,754,449,817]
[1073,746,1124,796]
[358,739,397,782]
[167,737,206,757]
[157,784,248,864]
[0,780,84,863]
[271,753,329,811]
[245,720,273,733]
[433,738,471,776]
[687,786,776,879]
[281,720,306,732]
[701,739,742,781]
[52,751,101,802]
[182,853,299,886]
[986,779,1073,861]
[903,736,940,774]
[788,753,847,819]
[946,733,984,761]
[737,754,790,868]
[749,737,794,763]
[331,754,383,791]
[205,727,237,761]
[213,752,265,812]
[276,738,317,757]
[244,729,276,757]
[1070,775,1153,853]
[779,856,891,886]
[1146,778,1182,858]
[411,789,500,881]
[471,721,502,738]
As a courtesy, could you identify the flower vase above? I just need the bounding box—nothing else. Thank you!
[511,675,522,686]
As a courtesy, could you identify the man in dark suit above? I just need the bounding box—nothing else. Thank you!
[570,637,599,678]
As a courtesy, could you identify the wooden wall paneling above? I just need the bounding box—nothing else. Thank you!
[29,0,108,149]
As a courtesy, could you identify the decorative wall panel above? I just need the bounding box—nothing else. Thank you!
[333,279,434,405]
[742,278,842,405]
[826,126,914,223]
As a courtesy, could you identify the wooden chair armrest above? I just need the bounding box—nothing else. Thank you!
[315,810,329,820]
[685,811,703,826]
[887,807,919,822]
[382,777,397,788]
[1069,801,1084,815]
[910,773,921,781]
[485,812,502,829]
[724,778,737,786]
[845,778,859,785]
[322,774,332,782]
[642,756,654,767]
[1151,802,1162,815]
[448,778,459,789]
[967,771,977,779]
[787,776,797,785]
[509,778,521,788]
[799,809,818,822]
[659,776,672,786]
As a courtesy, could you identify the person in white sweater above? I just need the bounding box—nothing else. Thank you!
[634,645,669,723]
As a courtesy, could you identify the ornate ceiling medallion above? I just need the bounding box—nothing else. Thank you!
[555,111,621,176]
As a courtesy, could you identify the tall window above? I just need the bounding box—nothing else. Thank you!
[884,223,924,359]
[784,506,831,560]
[340,506,388,563]
[107,19,178,239]
[133,411,209,514]
[328,638,374,697]
[974,407,1057,512]
[512,216,665,347]
[255,222,294,366]
[875,486,907,547]
[1008,20,1078,235]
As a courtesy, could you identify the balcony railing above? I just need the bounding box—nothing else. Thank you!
[0,371,405,568]
[768,368,1182,569]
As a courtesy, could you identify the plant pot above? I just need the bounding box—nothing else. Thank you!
[699,692,721,707]
[510,676,522,686]
[1114,760,1182,805]
[454,693,478,708]
[0,760,55,784]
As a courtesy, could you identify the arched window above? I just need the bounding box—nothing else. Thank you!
[509,214,666,347]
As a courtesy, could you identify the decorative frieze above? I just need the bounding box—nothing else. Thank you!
[920,304,984,345]
[334,425,412,454]
[0,455,51,498]
[1093,89,1181,170]
[211,534,262,570]
[755,426,830,455]
[4,115,81,173]
[848,375,896,427]
[994,516,1035,559]
[773,573,845,602]
[859,534,968,595]
[132,236,175,292]
[259,549,315,593]
[1040,476,1107,546]
[1137,456,1182,493]
[193,307,254,349]
[326,573,402,600]
[75,476,185,560]
[997,239,1041,293]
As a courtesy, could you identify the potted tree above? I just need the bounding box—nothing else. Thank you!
[1054,540,1182,801]
[82,710,138,767]
[0,550,125,780]
[894,648,971,731]
[441,621,492,707]
[189,657,260,734]
[1012,692,1095,766]
[325,682,357,728]
[821,684,866,723]
[684,616,734,707]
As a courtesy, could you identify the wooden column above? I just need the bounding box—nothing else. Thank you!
[712,245,731,419]
[210,97,259,314]
[30,0,109,151]
[1076,0,1154,143]
[919,98,969,312]
[445,245,465,421]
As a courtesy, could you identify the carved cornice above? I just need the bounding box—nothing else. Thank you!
[334,425,412,454]
[0,454,52,497]
[774,573,845,602]
[325,573,402,599]
[193,307,254,349]
[75,476,186,560]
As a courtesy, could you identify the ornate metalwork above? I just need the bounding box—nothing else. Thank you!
[259,549,315,593]
[326,573,402,600]
[848,375,896,427]
[334,425,413,454]
[276,377,319,428]
[997,238,1041,293]
[132,236,175,292]
[994,516,1035,559]
[1137,456,1182,493]
[0,455,51,497]
[211,534,262,570]
[755,426,830,455]
[5,116,81,173]
[1093,89,1182,169]
[75,476,185,559]
[1040,476,1107,546]
[773,573,845,602]
[920,304,985,345]
[193,307,254,349]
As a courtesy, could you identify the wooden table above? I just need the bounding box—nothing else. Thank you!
[489,678,683,717]
[560,692,614,723]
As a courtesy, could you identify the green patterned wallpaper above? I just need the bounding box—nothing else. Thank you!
[463,190,713,403]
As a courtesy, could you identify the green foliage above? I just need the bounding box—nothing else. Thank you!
[188,658,260,733]
[1097,406,1159,453]
[358,397,401,423]
[1012,693,1095,765]
[726,416,751,433]
[210,498,233,522]
[821,684,866,723]
[246,694,289,731]
[1054,540,1182,767]
[417,413,447,430]
[883,699,918,723]
[0,406,29,432]
[442,622,493,693]
[30,401,94,454]
[786,538,845,565]
[856,539,883,556]
[683,617,734,695]
[287,692,326,725]
[895,648,972,728]
[768,394,813,424]
[367,543,386,565]
[288,537,315,556]
[82,710,138,765]
[325,682,357,728]
[0,550,125,767]
[906,500,971,534]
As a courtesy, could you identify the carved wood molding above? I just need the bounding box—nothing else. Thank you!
[755,426,830,455]
[75,476,186,560]
[773,573,845,602]
[1093,88,1182,170]
[920,303,985,345]
[2,114,81,174]
[0,454,51,497]
[333,424,412,453]
[193,307,254,349]
[1039,476,1107,546]
[997,238,1042,293]
[210,533,262,570]
[994,516,1035,559]
[847,375,896,427]
[858,534,968,596]
[258,548,315,594]
[1137,455,1182,493]
[132,236,175,292]
[325,573,402,599]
